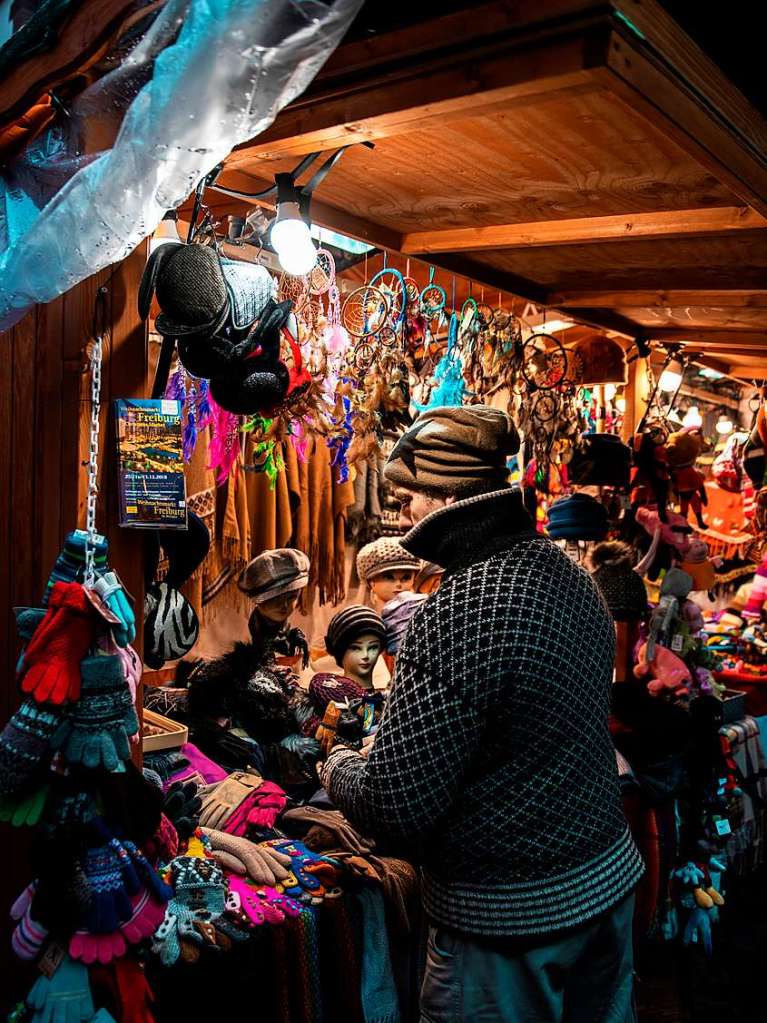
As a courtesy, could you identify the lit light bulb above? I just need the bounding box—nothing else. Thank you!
[278,241,317,277]
[271,202,312,253]
[682,406,702,428]
[604,384,617,401]
[616,397,626,413]
[716,415,734,435]
[659,362,683,392]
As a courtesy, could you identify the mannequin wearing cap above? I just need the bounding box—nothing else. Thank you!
[187,548,311,756]
[324,605,386,693]
[356,536,421,613]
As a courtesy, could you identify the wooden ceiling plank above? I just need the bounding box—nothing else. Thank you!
[598,34,767,217]
[402,207,767,254]
[645,331,767,347]
[550,289,767,308]
[230,26,607,160]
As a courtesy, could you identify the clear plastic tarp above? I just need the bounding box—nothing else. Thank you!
[0,0,363,330]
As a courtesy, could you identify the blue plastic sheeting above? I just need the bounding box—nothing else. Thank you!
[0,0,363,330]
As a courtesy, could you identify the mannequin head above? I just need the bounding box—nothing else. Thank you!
[368,568,417,611]
[239,547,309,638]
[340,632,383,689]
[254,589,300,628]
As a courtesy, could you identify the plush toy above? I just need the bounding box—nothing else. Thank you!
[679,537,719,595]
[667,428,708,528]
[634,641,692,700]
[631,423,670,520]
[635,506,693,581]
[646,568,693,661]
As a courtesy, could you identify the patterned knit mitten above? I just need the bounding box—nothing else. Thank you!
[52,654,138,771]
[20,582,99,704]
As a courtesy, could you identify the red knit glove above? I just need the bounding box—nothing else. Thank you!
[19,582,98,704]
[90,957,156,1023]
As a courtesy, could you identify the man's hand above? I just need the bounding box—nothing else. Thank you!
[360,734,376,759]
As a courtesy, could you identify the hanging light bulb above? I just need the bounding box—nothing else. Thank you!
[659,358,684,393]
[271,172,312,257]
[682,405,702,428]
[616,397,626,413]
[716,413,734,435]
[278,240,317,277]
[604,384,617,401]
[150,211,181,253]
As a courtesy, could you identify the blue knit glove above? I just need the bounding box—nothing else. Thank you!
[265,839,328,901]
[26,953,94,1023]
[52,654,138,771]
[81,835,140,934]
[92,572,136,648]
[151,856,227,966]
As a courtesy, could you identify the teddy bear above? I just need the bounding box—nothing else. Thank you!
[667,428,708,528]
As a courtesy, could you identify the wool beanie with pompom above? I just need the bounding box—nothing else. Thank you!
[589,542,649,622]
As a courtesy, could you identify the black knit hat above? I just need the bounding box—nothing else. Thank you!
[547,493,609,541]
[589,542,649,622]
[325,605,385,667]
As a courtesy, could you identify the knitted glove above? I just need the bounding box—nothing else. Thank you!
[151,856,226,966]
[224,875,301,928]
[52,654,138,771]
[201,828,291,885]
[26,954,94,1023]
[90,958,155,1023]
[0,699,60,796]
[69,888,167,964]
[44,530,109,605]
[0,783,48,826]
[198,770,263,830]
[223,779,287,837]
[11,883,48,961]
[92,571,136,648]
[143,812,180,864]
[81,836,141,934]
[264,839,328,901]
[163,780,202,840]
[14,607,46,673]
[20,582,98,704]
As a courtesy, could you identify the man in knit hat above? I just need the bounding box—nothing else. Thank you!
[321,405,643,1023]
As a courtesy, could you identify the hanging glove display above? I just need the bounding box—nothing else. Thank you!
[91,571,136,647]
[201,828,291,885]
[52,654,138,772]
[19,581,99,705]
[43,530,110,606]
[198,770,263,830]
[25,954,95,1023]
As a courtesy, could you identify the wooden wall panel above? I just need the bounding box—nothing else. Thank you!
[0,243,148,1013]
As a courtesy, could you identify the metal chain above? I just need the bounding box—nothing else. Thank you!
[84,334,103,587]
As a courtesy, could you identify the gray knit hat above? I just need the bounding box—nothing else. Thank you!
[384,405,519,496]
[356,537,420,583]
[325,605,385,667]
[237,548,310,603]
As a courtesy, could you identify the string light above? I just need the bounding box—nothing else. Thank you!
[659,359,684,393]
[682,406,702,428]
[271,173,316,275]
[716,413,734,435]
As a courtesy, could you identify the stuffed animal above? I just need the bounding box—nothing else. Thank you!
[679,537,719,596]
[635,507,693,582]
[646,568,693,660]
[634,641,692,700]
[667,428,708,528]
[631,423,670,520]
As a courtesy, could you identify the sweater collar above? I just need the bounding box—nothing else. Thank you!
[401,487,536,573]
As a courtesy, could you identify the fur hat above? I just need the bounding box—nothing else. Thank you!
[384,405,519,496]
[356,537,420,583]
[324,605,385,667]
[238,548,310,604]
[589,542,648,621]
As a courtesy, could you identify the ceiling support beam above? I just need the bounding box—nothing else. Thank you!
[401,206,767,254]
[549,289,767,309]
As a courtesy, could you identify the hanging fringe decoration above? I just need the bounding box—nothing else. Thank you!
[327,395,353,483]
[208,396,241,484]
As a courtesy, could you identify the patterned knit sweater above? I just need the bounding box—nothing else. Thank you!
[326,488,644,937]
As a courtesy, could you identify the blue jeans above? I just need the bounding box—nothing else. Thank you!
[420,894,636,1023]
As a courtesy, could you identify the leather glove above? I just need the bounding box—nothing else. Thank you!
[198,770,263,830]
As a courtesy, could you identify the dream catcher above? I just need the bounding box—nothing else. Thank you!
[369,266,407,337]
[309,248,335,297]
[419,311,466,409]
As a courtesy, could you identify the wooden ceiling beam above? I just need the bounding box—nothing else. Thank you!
[549,289,767,309]
[401,207,767,254]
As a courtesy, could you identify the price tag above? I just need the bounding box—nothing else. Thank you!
[671,634,684,653]
[38,941,66,978]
